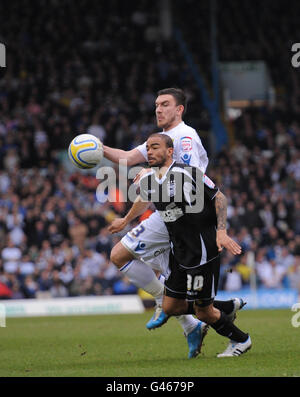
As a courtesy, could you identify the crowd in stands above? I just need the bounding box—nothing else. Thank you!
[0,0,299,299]
[214,105,300,292]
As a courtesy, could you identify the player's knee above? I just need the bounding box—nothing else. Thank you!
[162,303,174,317]
[110,245,123,269]
[162,299,175,316]
[162,298,185,316]
[110,243,133,269]
[194,303,217,324]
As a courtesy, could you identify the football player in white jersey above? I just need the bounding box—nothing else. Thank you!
[105,88,245,358]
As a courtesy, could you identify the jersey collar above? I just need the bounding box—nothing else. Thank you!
[155,160,176,184]
[162,121,184,134]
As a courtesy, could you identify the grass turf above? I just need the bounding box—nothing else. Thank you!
[0,309,299,377]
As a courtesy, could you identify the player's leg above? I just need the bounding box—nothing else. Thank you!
[111,240,203,356]
[149,251,246,326]
[213,298,247,321]
[162,262,209,358]
[110,241,165,306]
[113,213,245,358]
[189,258,252,357]
[194,301,251,357]
[117,213,171,324]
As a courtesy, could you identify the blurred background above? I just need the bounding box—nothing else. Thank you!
[0,0,299,305]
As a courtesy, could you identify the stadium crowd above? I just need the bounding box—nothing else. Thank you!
[0,0,299,299]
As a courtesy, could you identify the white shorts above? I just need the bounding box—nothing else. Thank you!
[121,211,171,278]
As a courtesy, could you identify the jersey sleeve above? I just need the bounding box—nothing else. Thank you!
[135,141,148,161]
[203,174,219,200]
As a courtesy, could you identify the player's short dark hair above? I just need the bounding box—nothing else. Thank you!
[148,133,174,149]
[157,87,187,116]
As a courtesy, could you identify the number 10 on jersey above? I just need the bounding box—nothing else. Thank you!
[187,274,204,292]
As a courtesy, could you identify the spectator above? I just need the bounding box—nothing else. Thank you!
[235,254,252,286]
[22,275,38,299]
[113,276,137,295]
[288,249,300,294]
[277,247,295,271]
[87,113,107,142]
[37,269,53,292]
[242,202,263,232]
[0,282,13,299]
[79,249,106,279]
[256,252,286,289]
[224,265,243,292]
[50,271,68,298]
[1,239,22,274]
[95,228,113,257]
[19,254,35,277]
[68,217,88,252]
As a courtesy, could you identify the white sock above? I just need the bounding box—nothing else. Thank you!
[120,259,164,305]
[176,315,200,336]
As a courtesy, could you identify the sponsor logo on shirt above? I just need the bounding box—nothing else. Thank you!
[154,248,166,257]
[180,136,193,152]
[159,206,184,222]
[134,241,146,252]
[181,153,191,165]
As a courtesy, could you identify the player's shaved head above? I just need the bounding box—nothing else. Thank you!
[147,133,173,149]
[146,134,174,168]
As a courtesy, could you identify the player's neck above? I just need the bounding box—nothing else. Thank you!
[156,159,174,179]
[163,119,183,132]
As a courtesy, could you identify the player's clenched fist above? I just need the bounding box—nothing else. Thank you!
[108,218,128,234]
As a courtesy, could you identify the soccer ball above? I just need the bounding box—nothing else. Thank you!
[68,134,103,169]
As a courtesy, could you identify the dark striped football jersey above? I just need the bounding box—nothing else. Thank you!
[139,161,220,269]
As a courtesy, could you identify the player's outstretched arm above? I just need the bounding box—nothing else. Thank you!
[103,146,145,166]
[108,196,151,234]
[215,191,242,255]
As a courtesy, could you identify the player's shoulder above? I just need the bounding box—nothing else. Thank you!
[139,169,155,183]
[171,162,198,178]
[177,122,200,139]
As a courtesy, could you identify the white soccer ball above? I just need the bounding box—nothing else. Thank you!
[68,134,103,169]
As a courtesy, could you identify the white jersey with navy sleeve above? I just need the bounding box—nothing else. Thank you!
[136,121,208,172]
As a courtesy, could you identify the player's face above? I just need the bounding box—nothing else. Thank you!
[146,137,173,168]
[155,94,183,131]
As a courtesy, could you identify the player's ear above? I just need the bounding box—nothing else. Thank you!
[167,147,174,157]
[177,104,184,115]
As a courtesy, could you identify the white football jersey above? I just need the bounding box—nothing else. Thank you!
[136,121,208,173]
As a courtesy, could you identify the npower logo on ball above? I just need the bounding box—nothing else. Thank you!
[0,43,6,68]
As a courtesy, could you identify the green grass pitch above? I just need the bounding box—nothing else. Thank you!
[0,309,299,377]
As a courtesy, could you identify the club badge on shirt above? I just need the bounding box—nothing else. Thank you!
[167,180,176,197]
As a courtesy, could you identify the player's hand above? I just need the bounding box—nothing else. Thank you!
[216,230,242,255]
[133,168,152,185]
[108,218,128,234]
